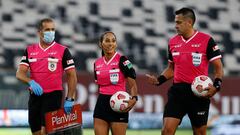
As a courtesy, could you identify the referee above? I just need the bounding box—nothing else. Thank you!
[16,18,77,135]
[146,7,223,135]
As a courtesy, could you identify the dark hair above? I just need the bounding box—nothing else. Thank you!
[175,7,196,25]
[99,31,117,56]
[99,31,117,44]
[37,18,54,31]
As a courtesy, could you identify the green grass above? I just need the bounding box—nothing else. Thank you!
[0,128,210,135]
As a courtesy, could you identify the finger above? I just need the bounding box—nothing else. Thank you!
[145,74,152,78]
[123,100,129,103]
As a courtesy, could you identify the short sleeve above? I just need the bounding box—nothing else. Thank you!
[168,45,173,62]
[206,37,222,61]
[19,49,29,66]
[119,56,136,79]
[62,48,75,70]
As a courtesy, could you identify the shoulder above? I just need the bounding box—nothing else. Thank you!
[26,43,38,49]
[54,42,68,49]
[169,34,181,44]
[197,31,212,39]
[95,57,103,64]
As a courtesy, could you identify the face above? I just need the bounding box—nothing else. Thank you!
[39,21,55,42]
[175,14,192,36]
[100,32,117,55]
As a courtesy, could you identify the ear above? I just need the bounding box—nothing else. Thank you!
[98,41,102,48]
[188,19,193,26]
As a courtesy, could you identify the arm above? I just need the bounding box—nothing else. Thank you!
[65,68,77,99]
[127,77,138,97]
[212,59,224,80]
[123,77,138,112]
[16,65,31,83]
[16,65,43,96]
[204,59,224,98]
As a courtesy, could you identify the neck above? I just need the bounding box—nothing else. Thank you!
[104,52,116,62]
[183,29,195,39]
[40,40,52,49]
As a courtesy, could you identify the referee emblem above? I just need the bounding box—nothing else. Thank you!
[192,53,202,66]
[48,58,58,72]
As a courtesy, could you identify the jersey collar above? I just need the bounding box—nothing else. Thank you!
[103,52,118,65]
[181,31,198,43]
[39,41,56,52]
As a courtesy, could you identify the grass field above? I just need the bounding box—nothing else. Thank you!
[0,128,211,135]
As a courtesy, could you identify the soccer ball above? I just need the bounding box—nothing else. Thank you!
[191,75,213,97]
[110,91,130,112]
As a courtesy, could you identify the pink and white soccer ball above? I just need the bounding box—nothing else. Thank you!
[191,75,213,97]
[110,91,130,112]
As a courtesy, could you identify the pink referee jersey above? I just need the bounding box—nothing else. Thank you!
[94,52,127,95]
[168,31,222,84]
[19,42,75,93]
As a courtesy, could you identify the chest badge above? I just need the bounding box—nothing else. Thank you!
[192,53,202,66]
[110,73,119,85]
[48,58,58,72]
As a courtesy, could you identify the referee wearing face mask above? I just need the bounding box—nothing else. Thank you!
[16,18,77,135]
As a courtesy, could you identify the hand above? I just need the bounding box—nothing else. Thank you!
[64,100,74,114]
[202,84,218,98]
[122,98,137,112]
[145,74,159,85]
[28,80,43,96]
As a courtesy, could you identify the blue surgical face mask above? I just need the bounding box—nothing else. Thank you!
[43,31,55,44]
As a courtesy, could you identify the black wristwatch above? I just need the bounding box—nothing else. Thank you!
[131,96,138,101]
[65,97,75,101]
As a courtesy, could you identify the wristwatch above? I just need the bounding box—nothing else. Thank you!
[131,96,138,101]
[65,97,75,101]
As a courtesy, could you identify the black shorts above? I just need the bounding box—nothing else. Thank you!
[28,90,63,132]
[93,94,129,123]
[163,83,210,127]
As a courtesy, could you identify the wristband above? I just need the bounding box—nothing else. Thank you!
[213,78,222,91]
[131,96,138,101]
[65,97,75,101]
[156,75,167,86]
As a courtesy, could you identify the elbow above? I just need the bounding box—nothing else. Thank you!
[16,71,21,80]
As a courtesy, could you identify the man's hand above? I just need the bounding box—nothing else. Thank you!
[202,84,218,98]
[145,74,159,85]
[28,80,43,96]
[64,99,74,114]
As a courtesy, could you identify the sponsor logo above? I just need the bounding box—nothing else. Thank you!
[120,118,125,120]
[123,60,133,69]
[67,59,74,65]
[110,62,118,66]
[197,111,205,115]
[96,64,103,68]
[191,44,200,47]
[48,52,57,55]
[212,45,219,51]
[30,52,39,55]
[51,110,77,126]
[174,44,182,48]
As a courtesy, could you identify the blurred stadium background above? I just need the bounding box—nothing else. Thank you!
[1,0,240,135]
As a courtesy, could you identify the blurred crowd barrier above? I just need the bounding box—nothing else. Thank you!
[1,0,240,75]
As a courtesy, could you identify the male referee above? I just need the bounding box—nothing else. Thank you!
[16,18,77,135]
[146,7,223,135]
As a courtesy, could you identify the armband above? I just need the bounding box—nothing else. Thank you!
[156,75,167,86]
[213,78,222,91]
